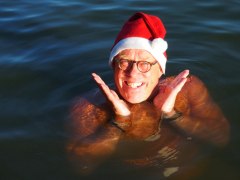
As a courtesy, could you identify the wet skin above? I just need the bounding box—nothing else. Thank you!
[66,49,230,175]
[67,75,230,175]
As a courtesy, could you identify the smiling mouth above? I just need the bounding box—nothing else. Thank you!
[125,81,143,88]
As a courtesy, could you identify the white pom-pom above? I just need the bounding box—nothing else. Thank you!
[151,38,168,53]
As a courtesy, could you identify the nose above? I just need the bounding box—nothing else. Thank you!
[126,62,140,76]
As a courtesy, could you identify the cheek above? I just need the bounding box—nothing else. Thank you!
[147,70,161,87]
[149,77,159,89]
[114,70,123,87]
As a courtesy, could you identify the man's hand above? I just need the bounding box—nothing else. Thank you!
[92,73,131,116]
[153,70,189,114]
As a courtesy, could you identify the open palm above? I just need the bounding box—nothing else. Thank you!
[153,70,189,113]
[92,73,131,116]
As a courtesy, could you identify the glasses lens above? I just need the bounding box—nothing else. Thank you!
[137,61,150,72]
[118,60,129,70]
[117,59,154,73]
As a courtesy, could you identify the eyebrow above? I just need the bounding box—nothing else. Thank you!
[115,55,153,62]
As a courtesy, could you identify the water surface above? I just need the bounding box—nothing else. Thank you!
[0,0,240,179]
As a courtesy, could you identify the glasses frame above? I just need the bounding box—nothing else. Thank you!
[115,59,158,73]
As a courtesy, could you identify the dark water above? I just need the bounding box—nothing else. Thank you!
[0,0,240,179]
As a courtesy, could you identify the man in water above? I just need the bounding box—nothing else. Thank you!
[67,12,230,176]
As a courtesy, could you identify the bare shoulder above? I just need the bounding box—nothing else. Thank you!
[68,94,111,140]
[184,75,207,90]
[71,96,110,122]
[182,75,210,104]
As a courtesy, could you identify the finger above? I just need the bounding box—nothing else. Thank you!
[175,78,188,91]
[101,84,115,101]
[92,73,106,86]
[110,90,119,99]
[171,70,189,87]
[177,69,189,79]
[92,73,120,103]
[92,73,110,92]
[92,73,114,99]
[182,69,190,77]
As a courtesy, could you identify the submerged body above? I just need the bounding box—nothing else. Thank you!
[67,75,229,177]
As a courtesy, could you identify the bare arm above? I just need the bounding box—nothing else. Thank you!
[154,71,230,147]
[171,75,230,147]
[67,122,122,174]
[66,72,130,173]
[66,97,124,173]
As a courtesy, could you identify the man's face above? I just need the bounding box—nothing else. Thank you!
[113,49,163,104]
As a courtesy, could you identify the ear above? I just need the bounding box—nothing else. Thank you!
[157,64,163,78]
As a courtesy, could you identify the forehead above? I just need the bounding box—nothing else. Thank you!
[115,49,156,61]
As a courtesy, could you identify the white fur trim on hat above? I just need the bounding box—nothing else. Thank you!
[109,37,168,73]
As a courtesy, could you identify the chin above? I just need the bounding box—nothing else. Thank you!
[124,96,147,104]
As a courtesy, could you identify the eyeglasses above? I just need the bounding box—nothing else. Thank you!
[115,59,158,73]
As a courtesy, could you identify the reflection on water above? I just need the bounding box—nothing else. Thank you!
[0,0,240,179]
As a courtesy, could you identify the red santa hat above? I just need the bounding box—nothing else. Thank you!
[109,12,168,73]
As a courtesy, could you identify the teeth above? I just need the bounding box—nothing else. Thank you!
[126,82,143,88]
